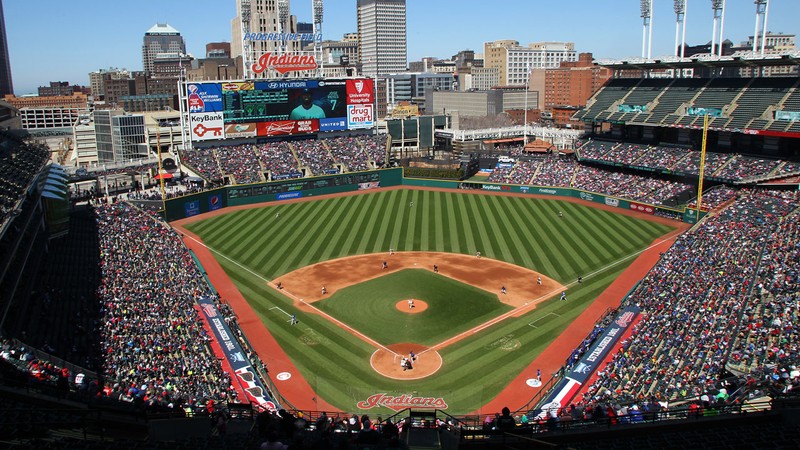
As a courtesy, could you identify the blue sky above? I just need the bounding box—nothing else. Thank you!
[5,0,798,95]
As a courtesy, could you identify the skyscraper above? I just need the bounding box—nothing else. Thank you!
[142,23,186,75]
[0,0,13,96]
[357,0,407,77]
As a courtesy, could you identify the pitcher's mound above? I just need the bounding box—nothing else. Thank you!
[395,299,428,313]
[371,343,442,380]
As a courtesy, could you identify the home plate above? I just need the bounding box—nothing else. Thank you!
[526,379,542,388]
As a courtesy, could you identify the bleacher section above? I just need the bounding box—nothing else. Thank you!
[724,77,797,130]
[576,138,800,183]
[575,78,640,122]
[643,78,703,126]
[180,135,387,184]
[580,76,800,136]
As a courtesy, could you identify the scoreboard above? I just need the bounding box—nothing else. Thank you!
[186,78,375,142]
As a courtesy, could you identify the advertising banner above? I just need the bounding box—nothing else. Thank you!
[319,117,347,132]
[196,297,277,411]
[190,113,225,141]
[346,78,374,104]
[533,306,640,419]
[209,194,223,211]
[566,306,640,384]
[224,123,257,138]
[184,200,200,217]
[257,119,320,137]
[629,201,655,214]
[348,104,374,129]
[187,83,224,113]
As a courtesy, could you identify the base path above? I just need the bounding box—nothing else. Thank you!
[278,251,562,310]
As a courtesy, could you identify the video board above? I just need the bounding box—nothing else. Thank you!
[187,78,375,142]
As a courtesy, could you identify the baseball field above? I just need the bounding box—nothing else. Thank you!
[178,187,677,414]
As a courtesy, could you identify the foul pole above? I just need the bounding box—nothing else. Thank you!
[696,114,709,213]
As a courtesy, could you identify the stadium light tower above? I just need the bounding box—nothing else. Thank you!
[710,0,726,57]
[278,0,290,52]
[313,0,324,75]
[240,0,252,78]
[674,0,688,58]
[640,0,654,60]
[753,0,770,55]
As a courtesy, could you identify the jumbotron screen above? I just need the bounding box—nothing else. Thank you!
[186,78,375,141]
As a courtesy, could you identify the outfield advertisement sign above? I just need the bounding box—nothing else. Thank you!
[185,78,375,141]
[630,201,655,214]
[196,297,277,411]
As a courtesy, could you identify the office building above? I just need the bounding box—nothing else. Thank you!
[0,0,12,96]
[142,23,186,75]
[206,42,231,59]
[357,0,407,76]
[94,110,147,164]
[484,40,577,86]
[529,53,611,112]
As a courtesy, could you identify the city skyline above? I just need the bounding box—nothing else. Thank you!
[4,0,799,95]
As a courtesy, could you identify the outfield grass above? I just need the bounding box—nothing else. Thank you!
[184,189,674,413]
[316,269,512,346]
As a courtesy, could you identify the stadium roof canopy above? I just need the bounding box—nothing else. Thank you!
[595,51,800,71]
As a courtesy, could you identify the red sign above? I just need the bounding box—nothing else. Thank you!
[629,202,655,215]
[346,79,374,104]
[257,120,320,137]
[251,52,318,74]
[356,393,448,411]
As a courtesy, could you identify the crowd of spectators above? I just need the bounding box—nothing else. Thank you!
[728,210,800,380]
[0,137,50,222]
[180,136,388,184]
[687,185,737,211]
[584,190,800,405]
[180,147,223,182]
[530,155,578,187]
[326,137,370,172]
[361,135,388,168]
[575,139,800,182]
[256,141,302,179]
[216,144,263,184]
[576,140,614,160]
[599,143,650,165]
[572,165,691,206]
[94,202,238,411]
[486,164,515,183]
[714,155,782,181]
[293,140,339,176]
[635,146,692,171]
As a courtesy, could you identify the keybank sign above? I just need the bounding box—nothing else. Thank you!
[245,32,323,42]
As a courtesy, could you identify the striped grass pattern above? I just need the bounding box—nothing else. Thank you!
[184,189,674,413]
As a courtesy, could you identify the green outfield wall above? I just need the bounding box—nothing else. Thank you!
[163,168,704,223]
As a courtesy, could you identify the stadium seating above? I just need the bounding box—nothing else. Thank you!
[0,134,50,222]
[586,190,800,404]
[724,78,797,130]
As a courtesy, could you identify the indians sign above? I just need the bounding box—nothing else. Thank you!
[251,52,318,75]
[356,393,448,411]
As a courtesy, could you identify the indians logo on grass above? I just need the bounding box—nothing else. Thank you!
[357,393,448,411]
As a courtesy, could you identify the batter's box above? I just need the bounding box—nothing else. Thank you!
[528,312,561,328]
